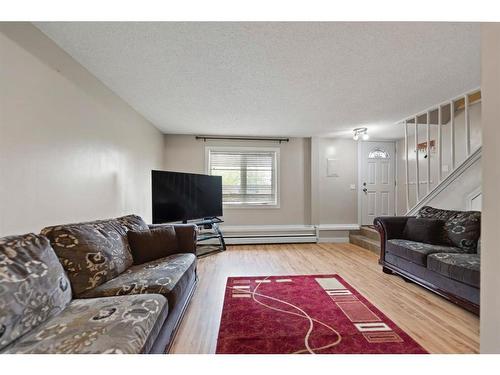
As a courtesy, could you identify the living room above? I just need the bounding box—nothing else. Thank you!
[1,0,500,372]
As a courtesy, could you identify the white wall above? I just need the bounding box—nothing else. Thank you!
[424,158,481,211]
[163,135,311,226]
[480,23,500,354]
[0,23,164,236]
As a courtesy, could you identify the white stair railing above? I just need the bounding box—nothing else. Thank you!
[397,88,482,214]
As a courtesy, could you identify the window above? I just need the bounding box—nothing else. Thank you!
[368,147,390,159]
[207,147,279,207]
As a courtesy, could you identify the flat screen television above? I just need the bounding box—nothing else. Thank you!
[152,170,223,223]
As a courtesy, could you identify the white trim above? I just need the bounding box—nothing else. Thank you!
[404,120,410,211]
[466,186,482,211]
[317,237,350,243]
[426,111,431,194]
[394,139,398,216]
[357,141,362,226]
[201,236,316,245]
[451,100,456,169]
[438,105,443,182]
[205,145,281,209]
[465,94,471,156]
[220,224,315,233]
[317,224,360,231]
[406,147,481,215]
[414,116,420,202]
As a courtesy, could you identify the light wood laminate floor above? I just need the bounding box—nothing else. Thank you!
[170,243,479,354]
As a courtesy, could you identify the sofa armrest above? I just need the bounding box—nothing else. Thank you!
[373,216,414,265]
[148,224,198,255]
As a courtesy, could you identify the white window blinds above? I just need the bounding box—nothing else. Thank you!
[208,149,278,206]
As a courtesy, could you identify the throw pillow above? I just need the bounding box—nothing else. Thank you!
[0,233,72,350]
[403,218,444,245]
[127,226,179,265]
[417,206,481,252]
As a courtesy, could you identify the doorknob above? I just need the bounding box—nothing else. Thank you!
[362,187,368,193]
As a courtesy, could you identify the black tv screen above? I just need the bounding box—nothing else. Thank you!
[152,170,223,223]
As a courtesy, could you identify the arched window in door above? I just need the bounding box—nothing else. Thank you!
[368,147,390,159]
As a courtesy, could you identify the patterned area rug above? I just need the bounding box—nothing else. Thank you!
[216,274,427,354]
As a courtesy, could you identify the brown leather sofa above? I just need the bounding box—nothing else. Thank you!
[0,215,197,354]
[374,206,480,315]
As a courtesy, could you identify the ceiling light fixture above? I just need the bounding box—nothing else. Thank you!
[353,127,368,141]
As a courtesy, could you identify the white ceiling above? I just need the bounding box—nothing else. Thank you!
[35,22,480,139]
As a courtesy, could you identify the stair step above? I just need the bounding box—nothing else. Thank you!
[359,226,380,241]
[349,234,381,254]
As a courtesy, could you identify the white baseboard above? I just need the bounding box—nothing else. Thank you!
[317,224,360,231]
[317,237,349,243]
[226,236,316,245]
[221,224,315,233]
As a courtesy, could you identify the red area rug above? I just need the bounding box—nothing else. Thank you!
[216,274,427,354]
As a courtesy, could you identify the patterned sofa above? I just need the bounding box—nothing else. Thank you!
[374,206,480,315]
[0,215,197,354]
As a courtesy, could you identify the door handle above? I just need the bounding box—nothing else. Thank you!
[362,188,368,193]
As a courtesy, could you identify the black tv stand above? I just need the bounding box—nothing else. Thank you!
[192,217,226,256]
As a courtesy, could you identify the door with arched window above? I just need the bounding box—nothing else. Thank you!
[360,141,396,225]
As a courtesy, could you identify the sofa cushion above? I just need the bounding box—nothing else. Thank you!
[78,253,196,309]
[386,239,468,266]
[427,253,480,288]
[41,215,148,296]
[417,206,481,252]
[127,227,179,265]
[1,294,167,354]
[403,218,444,245]
[0,233,72,351]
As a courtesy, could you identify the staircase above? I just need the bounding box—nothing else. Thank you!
[399,88,482,215]
[349,226,380,254]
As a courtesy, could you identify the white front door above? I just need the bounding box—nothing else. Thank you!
[360,141,396,225]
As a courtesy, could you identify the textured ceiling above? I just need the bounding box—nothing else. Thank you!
[34,22,480,139]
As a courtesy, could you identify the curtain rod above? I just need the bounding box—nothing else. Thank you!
[195,135,289,143]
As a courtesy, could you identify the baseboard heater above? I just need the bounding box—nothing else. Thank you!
[202,233,317,245]
[226,233,316,245]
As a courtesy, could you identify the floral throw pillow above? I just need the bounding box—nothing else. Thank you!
[417,206,481,252]
[0,233,72,350]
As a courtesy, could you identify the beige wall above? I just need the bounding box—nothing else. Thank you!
[0,23,164,236]
[316,138,358,224]
[163,135,311,225]
[480,23,500,354]
[163,135,359,227]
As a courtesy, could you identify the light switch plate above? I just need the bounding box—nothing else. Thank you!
[350,184,356,190]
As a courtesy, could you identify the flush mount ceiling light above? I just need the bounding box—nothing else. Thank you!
[353,127,369,141]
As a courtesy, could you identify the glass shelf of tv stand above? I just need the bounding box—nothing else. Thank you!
[194,217,226,256]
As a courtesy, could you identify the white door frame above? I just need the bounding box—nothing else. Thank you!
[357,140,397,226]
